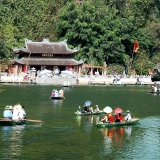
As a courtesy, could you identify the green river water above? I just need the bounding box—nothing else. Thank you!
[0,84,160,160]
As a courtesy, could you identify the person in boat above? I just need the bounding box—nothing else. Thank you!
[108,113,114,123]
[94,105,100,112]
[88,105,93,113]
[119,113,124,122]
[19,106,26,120]
[55,90,59,97]
[100,113,108,123]
[115,113,124,122]
[83,105,88,112]
[12,103,22,121]
[124,110,132,121]
[154,86,158,92]
[151,86,154,92]
[115,114,120,122]
[3,105,13,119]
[77,106,82,113]
[51,89,55,97]
[59,89,64,97]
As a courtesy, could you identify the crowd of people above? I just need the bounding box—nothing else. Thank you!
[3,103,26,121]
[77,104,132,123]
[100,110,132,123]
[77,105,100,113]
[51,89,64,98]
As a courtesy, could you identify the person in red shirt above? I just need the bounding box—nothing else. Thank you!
[119,113,124,122]
[108,113,114,123]
[115,113,124,122]
[115,114,120,122]
[7,69,11,75]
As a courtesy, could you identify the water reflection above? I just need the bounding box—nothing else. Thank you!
[1,125,25,159]
[100,128,114,154]
[51,99,63,106]
[83,116,93,132]
[75,116,81,126]
[99,126,133,155]
[124,126,132,137]
[75,115,101,126]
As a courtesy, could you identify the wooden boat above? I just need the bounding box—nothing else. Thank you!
[63,85,71,87]
[51,96,65,99]
[96,118,139,128]
[74,111,105,116]
[150,91,160,94]
[0,118,26,126]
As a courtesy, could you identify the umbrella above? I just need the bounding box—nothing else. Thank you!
[84,100,92,107]
[103,106,113,113]
[114,107,123,114]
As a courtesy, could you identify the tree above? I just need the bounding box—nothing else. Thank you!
[133,51,153,75]
[0,39,10,60]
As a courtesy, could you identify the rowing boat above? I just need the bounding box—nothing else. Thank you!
[74,111,105,116]
[96,118,139,128]
[0,118,26,126]
[51,96,65,99]
[150,91,160,94]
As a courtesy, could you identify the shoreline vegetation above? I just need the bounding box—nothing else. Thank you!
[1,1,160,77]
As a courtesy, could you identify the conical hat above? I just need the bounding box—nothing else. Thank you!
[4,105,10,110]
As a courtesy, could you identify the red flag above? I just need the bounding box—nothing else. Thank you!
[133,39,139,52]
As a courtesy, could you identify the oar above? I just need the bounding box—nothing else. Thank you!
[25,119,43,123]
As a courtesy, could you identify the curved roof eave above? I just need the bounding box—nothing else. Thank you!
[11,58,83,66]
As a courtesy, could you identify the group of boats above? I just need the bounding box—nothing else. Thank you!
[74,101,140,128]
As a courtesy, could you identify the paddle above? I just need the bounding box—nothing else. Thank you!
[25,119,43,123]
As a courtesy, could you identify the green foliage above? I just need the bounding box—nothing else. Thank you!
[107,64,124,75]
[0,39,10,60]
[0,0,160,73]
[133,51,153,75]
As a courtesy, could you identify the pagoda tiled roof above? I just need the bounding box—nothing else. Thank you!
[11,58,83,66]
[13,39,78,55]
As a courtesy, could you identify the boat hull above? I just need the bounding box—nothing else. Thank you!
[74,111,105,116]
[150,91,160,94]
[96,118,139,128]
[51,97,64,99]
[0,119,26,126]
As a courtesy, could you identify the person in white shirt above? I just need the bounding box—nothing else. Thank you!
[19,106,26,120]
[88,105,93,113]
[154,86,157,92]
[12,103,22,121]
[124,110,132,121]
[94,105,100,112]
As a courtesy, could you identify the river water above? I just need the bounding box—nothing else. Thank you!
[0,84,160,160]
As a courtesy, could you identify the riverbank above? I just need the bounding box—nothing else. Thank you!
[0,74,154,85]
[78,76,153,85]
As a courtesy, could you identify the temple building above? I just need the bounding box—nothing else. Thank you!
[12,38,83,74]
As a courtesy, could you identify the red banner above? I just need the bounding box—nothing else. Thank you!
[134,40,139,52]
